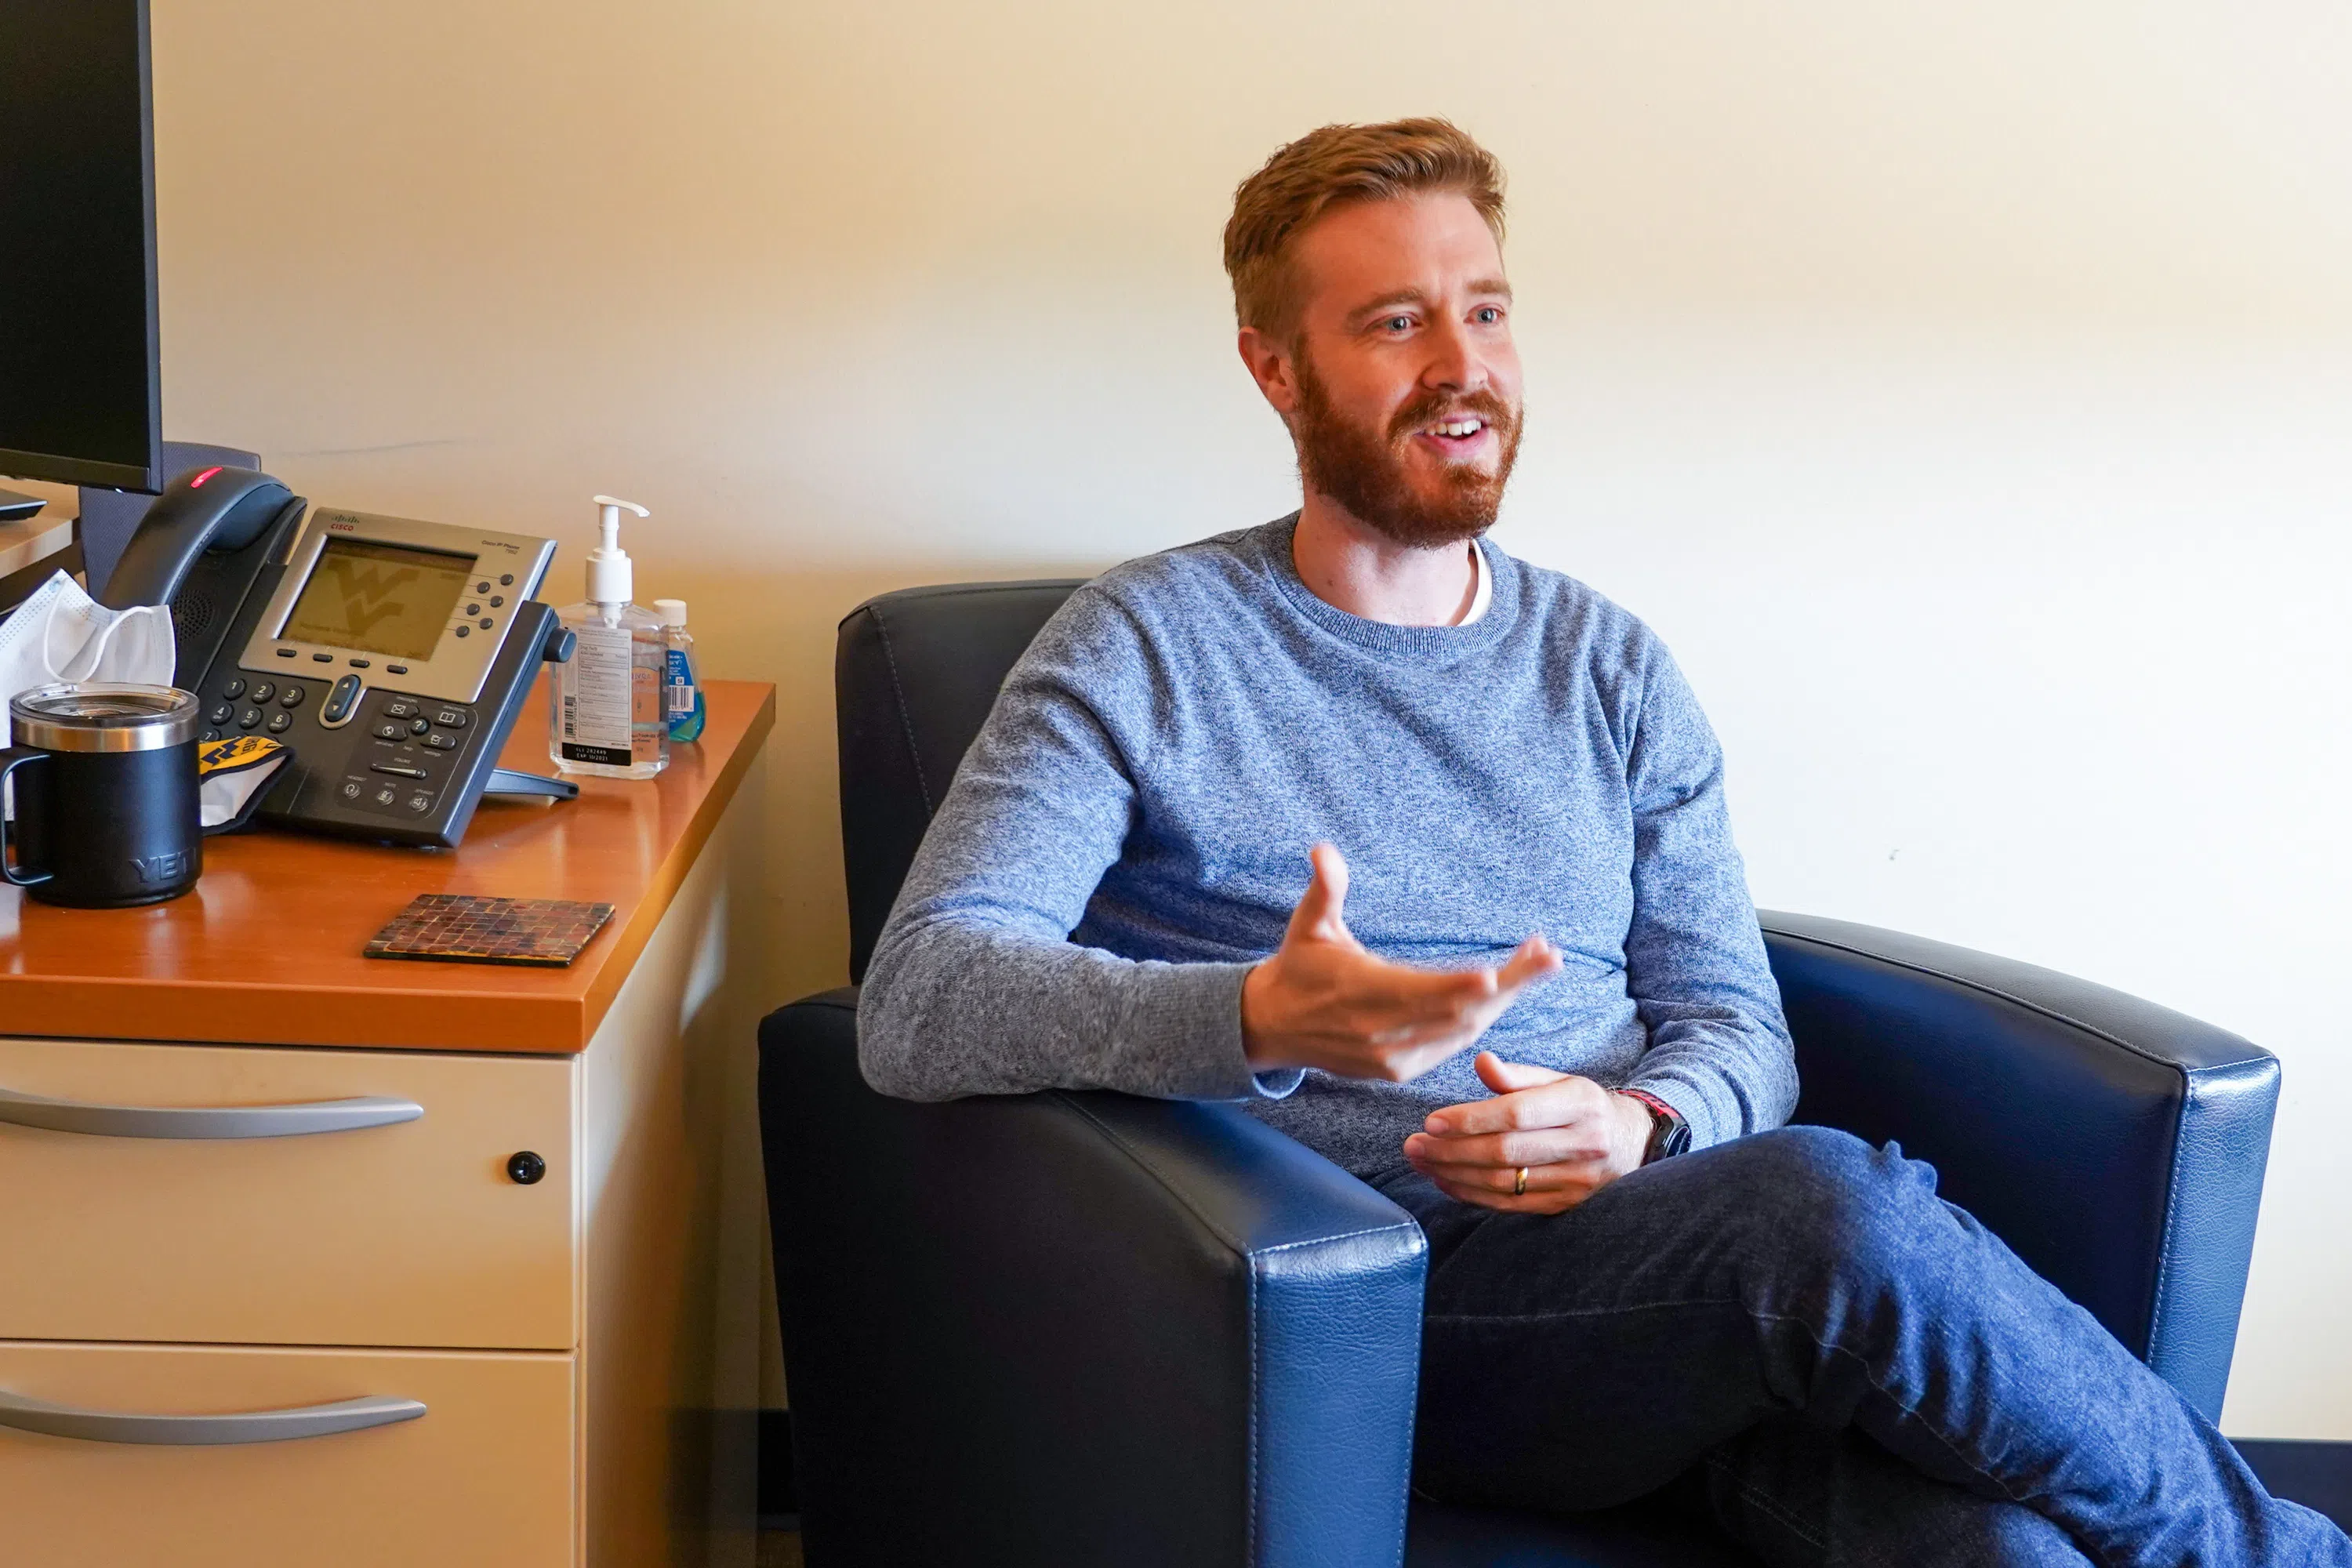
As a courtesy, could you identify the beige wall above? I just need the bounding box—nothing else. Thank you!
[146,2,2351,1436]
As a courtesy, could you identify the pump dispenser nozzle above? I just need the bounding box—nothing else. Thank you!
[550,494,670,779]
[587,495,648,606]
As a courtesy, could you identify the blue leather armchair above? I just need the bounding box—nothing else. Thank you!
[760,581,2281,1567]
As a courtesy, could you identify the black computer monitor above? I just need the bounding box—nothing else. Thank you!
[0,0,162,495]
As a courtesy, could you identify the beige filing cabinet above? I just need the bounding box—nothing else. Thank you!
[0,681,777,1566]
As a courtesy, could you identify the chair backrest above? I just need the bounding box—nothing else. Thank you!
[836,579,1085,981]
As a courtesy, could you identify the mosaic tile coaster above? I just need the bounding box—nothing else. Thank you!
[364,893,616,968]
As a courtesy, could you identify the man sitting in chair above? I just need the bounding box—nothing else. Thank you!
[856,118,2344,1567]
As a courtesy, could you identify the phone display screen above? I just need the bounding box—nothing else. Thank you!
[279,537,477,660]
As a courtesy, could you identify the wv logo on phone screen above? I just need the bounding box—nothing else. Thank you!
[329,564,423,637]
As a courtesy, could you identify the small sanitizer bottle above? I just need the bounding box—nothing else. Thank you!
[653,598,706,743]
[550,495,668,779]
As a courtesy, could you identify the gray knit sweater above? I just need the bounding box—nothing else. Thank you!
[858,517,1797,1179]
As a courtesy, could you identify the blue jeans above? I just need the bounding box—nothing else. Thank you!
[1373,1126,2349,1567]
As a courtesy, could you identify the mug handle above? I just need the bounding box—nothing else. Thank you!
[0,749,54,887]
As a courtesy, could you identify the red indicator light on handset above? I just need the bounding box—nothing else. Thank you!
[190,466,223,488]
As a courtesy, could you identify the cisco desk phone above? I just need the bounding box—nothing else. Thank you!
[99,466,577,848]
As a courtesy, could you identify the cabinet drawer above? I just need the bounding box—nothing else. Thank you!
[0,1339,572,1567]
[0,1036,574,1349]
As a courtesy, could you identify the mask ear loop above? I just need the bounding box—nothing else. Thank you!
[102,603,178,687]
[51,608,107,684]
[38,595,175,688]
[52,598,133,684]
[34,571,120,684]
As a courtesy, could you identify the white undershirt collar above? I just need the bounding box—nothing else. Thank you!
[1454,539,1492,626]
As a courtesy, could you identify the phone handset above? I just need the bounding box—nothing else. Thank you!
[96,466,299,610]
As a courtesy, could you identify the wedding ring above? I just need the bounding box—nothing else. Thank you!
[1513,1166,1529,1196]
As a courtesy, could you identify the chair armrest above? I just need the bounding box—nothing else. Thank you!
[1760,913,2279,1423]
[760,988,1427,1568]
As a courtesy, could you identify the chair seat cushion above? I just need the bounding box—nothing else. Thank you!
[1407,1499,1752,1568]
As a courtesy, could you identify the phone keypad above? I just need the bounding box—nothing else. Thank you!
[197,676,481,823]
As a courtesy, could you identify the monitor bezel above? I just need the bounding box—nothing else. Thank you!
[0,0,162,495]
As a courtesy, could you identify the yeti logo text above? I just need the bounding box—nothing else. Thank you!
[132,850,190,883]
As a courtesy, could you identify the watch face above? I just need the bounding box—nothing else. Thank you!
[1644,1104,1692,1163]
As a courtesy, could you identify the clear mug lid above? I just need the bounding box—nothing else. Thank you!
[9,683,201,753]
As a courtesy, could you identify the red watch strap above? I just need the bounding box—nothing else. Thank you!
[1618,1087,1678,1123]
[1617,1088,1686,1163]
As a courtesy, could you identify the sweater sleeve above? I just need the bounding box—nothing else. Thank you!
[1615,644,1799,1149]
[856,589,1301,1104]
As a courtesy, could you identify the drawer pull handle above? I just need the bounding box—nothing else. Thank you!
[0,1388,426,1446]
[0,1087,423,1140]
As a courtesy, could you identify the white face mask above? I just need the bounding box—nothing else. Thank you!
[0,571,178,750]
[2,571,179,822]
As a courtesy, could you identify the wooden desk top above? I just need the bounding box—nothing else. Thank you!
[0,679,775,1054]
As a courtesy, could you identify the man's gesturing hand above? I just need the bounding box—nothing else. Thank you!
[1241,844,1561,1081]
[1403,1052,1653,1214]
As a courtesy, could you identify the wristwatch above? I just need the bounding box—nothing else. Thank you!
[1617,1088,1691,1165]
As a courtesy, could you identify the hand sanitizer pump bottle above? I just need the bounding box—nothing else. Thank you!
[549,495,669,779]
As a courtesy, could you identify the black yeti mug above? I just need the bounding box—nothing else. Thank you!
[1,684,204,907]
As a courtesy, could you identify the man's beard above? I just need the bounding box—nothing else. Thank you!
[1291,353,1522,549]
